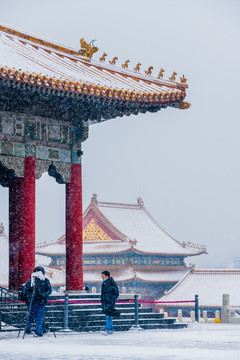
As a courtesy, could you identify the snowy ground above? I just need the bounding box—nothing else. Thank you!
[0,324,240,360]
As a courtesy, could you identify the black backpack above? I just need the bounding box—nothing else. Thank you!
[112,309,121,318]
[106,308,121,318]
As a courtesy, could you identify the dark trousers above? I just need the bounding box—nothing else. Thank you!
[26,303,45,335]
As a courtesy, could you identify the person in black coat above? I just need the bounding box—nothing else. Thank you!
[101,270,119,335]
[23,266,52,337]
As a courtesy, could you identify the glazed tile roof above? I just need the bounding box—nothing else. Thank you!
[135,269,188,283]
[83,268,134,283]
[43,266,65,287]
[83,195,206,256]
[36,195,206,257]
[36,240,131,256]
[158,269,240,308]
[0,24,190,119]
[79,268,188,284]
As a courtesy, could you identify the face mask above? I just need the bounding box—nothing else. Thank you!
[103,278,107,282]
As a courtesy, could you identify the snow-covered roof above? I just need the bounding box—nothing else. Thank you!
[79,268,188,284]
[36,196,206,257]
[83,268,134,283]
[36,240,131,255]
[135,269,188,283]
[43,266,65,287]
[0,24,190,114]
[158,269,240,308]
[36,254,52,267]
[83,195,206,256]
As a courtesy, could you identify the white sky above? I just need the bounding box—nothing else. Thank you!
[0,0,240,268]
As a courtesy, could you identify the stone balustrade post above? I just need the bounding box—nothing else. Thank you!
[190,311,195,322]
[221,294,230,323]
[203,310,208,323]
[177,309,183,322]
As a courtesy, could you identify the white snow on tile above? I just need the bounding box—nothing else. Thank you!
[0,28,183,97]
[97,201,204,256]
[83,268,134,283]
[36,240,131,255]
[159,269,240,307]
[135,269,189,283]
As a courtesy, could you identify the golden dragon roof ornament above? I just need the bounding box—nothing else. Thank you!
[79,38,99,59]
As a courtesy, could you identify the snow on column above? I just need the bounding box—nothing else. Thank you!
[66,163,83,291]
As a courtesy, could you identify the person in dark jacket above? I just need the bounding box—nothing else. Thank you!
[101,270,119,335]
[23,266,52,337]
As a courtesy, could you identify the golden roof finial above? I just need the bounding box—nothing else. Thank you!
[122,59,130,69]
[180,74,188,88]
[133,63,141,72]
[169,71,177,82]
[109,57,118,65]
[158,68,165,79]
[79,38,99,59]
[99,52,107,62]
[145,66,153,75]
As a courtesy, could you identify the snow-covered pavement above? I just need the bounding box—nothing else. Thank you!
[0,324,240,360]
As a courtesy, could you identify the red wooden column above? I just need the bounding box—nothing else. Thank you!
[8,157,35,289]
[9,178,21,290]
[66,163,83,291]
[18,157,36,287]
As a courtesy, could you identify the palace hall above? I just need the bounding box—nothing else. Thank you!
[36,194,206,297]
[0,24,191,291]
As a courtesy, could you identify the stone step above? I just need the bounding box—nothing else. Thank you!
[49,294,134,301]
[63,312,165,321]
[46,307,153,316]
[50,294,101,300]
[0,292,188,332]
[70,323,187,332]
[1,312,186,332]
[1,307,163,324]
[1,309,170,325]
[67,318,176,327]
[46,303,136,310]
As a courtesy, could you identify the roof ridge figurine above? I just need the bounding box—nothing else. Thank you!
[79,38,99,59]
